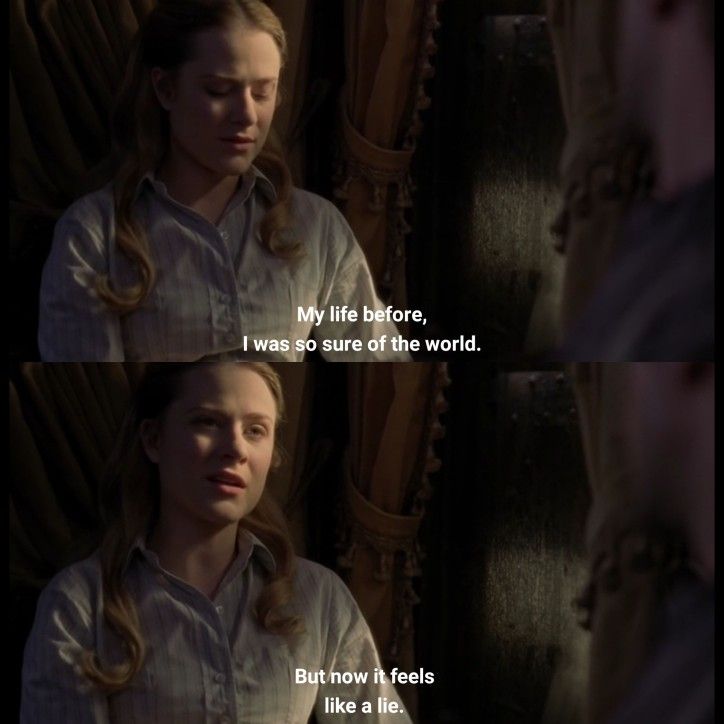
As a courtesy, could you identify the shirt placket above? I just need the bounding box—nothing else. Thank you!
[152,181,245,355]
[202,607,238,724]
[202,558,251,723]
[232,195,258,330]
[203,222,239,351]
[162,571,239,724]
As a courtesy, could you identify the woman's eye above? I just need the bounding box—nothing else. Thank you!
[205,88,230,98]
[246,425,268,438]
[193,416,219,427]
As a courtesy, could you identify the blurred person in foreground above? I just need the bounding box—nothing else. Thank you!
[611,362,714,723]
[562,0,714,360]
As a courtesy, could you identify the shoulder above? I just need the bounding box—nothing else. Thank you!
[292,558,361,623]
[293,557,357,605]
[287,188,366,272]
[294,556,349,590]
[35,553,103,618]
[54,183,115,256]
[46,185,117,264]
[289,188,354,236]
[22,554,105,696]
[55,184,116,238]
[292,558,378,663]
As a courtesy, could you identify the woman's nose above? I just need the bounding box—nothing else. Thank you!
[223,424,248,462]
[232,88,257,127]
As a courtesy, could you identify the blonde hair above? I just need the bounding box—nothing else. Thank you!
[101,0,300,313]
[80,362,303,692]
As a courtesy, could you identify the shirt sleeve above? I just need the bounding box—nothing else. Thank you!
[314,575,413,724]
[314,209,412,362]
[21,579,110,724]
[38,216,125,361]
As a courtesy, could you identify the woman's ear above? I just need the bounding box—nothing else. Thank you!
[139,419,161,464]
[150,67,177,111]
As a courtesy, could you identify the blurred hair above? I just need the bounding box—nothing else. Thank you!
[79,362,303,692]
[99,0,300,314]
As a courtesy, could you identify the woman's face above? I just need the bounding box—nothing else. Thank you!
[141,364,278,533]
[152,19,281,181]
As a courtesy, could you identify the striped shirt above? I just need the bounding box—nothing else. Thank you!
[38,168,409,362]
[21,531,412,724]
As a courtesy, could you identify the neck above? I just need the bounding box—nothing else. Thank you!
[651,35,715,198]
[158,144,241,225]
[148,515,239,598]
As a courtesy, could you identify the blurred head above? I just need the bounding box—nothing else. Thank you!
[616,0,714,135]
[624,363,715,579]
[139,363,282,536]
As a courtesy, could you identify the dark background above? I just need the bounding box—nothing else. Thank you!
[282,361,589,724]
[302,362,590,724]
[303,0,566,363]
[416,363,589,723]
[408,0,566,361]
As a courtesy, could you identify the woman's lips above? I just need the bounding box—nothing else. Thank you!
[220,136,255,150]
[207,471,247,494]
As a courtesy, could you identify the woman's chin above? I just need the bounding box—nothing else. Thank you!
[214,155,257,177]
[198,501,248,528]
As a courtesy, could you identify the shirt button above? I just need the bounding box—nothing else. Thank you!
[220,230,229,240]
[216,605,224,614]
[215,672,226,684]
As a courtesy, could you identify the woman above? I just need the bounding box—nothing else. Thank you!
[21,362,412,722]
[38,0,408,362]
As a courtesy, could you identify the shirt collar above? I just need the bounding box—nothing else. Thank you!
[248,164,278,204]
[125,526,277,577]
[134,164,278,205]
[236,527,277,574]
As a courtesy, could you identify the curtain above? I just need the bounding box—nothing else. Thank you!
[337,363,449,720]
[333,8,445,718]
[10,0,153,214]
[335,0,441,306]
[333,5,449,710]
[10,364,136,587]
